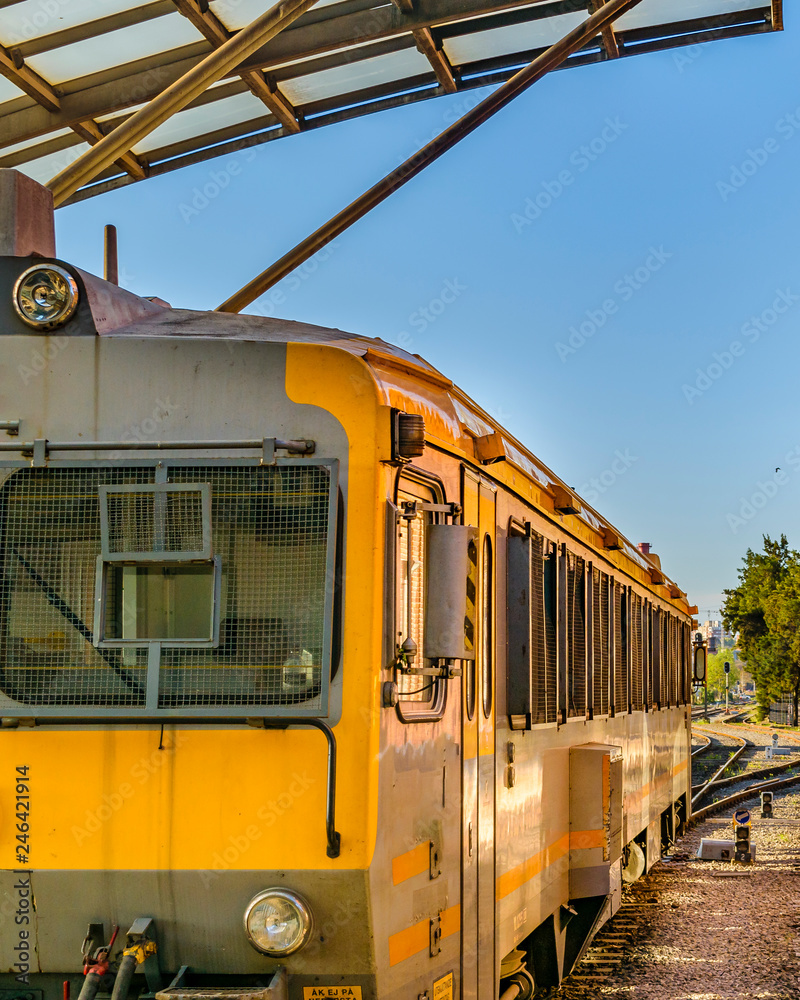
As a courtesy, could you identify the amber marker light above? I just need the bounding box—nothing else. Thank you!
[243,888,314,956]
[13,264,79,330]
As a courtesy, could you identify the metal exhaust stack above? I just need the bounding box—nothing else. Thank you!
[0,168,55,258]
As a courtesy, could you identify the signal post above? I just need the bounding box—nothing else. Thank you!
[693,632,708,718]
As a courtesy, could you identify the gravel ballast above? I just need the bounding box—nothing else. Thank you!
[586,786,800,999]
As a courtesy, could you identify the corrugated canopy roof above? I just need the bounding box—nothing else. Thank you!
[0,0,783,204]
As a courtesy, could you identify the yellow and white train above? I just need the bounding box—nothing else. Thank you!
[0,169,694,1000]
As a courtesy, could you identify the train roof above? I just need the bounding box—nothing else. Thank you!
[0,0,783,204]
[101,298,695,616]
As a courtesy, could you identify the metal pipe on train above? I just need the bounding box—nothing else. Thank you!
[0,169,695,1000]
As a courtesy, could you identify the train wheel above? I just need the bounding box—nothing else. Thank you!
[622,839,646,883]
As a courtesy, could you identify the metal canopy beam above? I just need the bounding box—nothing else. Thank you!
[171,0,302,133]
[0,41,60,112]
[413,27,458,93]
[70,120,148,182]
[216,0,643,313]
[13,2,174,60]
[0,2,773,157]
[0,0,587,148]
[46,0,320,207]
[589,0,620,57]
[20,13,771,205]
[0,41,148,182]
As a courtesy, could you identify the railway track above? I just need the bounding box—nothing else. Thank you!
[552,894,658,998]
[547,721,800,998]
[690,720,800,817]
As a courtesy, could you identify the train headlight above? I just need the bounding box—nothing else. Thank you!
[13,264,79,330]
[244,889,314,956]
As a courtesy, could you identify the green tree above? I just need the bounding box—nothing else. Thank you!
[706,650,740,701]
[722,535,800,721]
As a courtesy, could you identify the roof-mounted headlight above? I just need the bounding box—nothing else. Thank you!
[244,888,314,956]
[13,264,79,330]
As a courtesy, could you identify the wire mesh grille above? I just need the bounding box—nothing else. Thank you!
[543,547,557,724]
[158,466,331,709]
[668,615,678,705]
[592,569,610,716]
[631,594,644,709]
[682,621,691,703]
[614,584,627,713]
[567,554,586,718]
[0,464,333,712]
[644,601,652,705]
[651,607,662,706]
[529,533,546,725]
[0,468,152,707]
[103,486,207,556]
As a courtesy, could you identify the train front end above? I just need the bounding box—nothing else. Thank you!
[0,171,387,1000]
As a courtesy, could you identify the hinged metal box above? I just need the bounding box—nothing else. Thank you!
[569,743,623,898]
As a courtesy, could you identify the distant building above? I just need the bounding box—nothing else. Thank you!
[697,620,736,655]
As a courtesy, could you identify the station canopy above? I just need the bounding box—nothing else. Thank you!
[0,0,784,204]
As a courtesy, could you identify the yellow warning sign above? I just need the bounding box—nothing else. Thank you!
[433,971,454,1000]
[302,988,362,1000]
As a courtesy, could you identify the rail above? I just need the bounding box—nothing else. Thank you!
[690,731,748,810]
[691,732,712,758]
[691,770,800,823]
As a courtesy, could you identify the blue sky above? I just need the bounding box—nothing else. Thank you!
[56,17,799,618]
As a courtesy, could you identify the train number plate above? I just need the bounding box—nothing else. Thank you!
[302,988,362,1000]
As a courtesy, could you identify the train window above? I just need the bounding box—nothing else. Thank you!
[465,535,478,719]
[543,545,557,723]
[0,464,338,715]
[644,601,653,707]
[567,553,586,718]
[100,562,219,642]
[592,569,610,716]
[681,621,691,704]
[395,487,434,704]
[630,593,644,710]
[667,615,677,706]
[651,607,662,707]
[506,526,553,727]
[481,534,493,719]
[614,584,628,714]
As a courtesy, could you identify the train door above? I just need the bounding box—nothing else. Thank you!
[461,468,497,1000]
